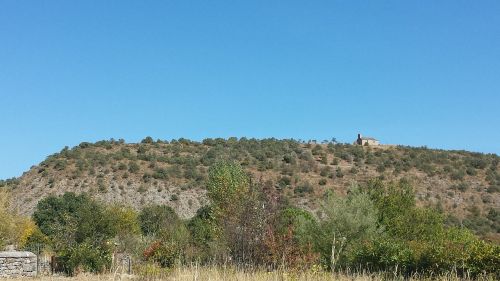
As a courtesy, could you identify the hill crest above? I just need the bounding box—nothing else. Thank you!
[2,137,499,240]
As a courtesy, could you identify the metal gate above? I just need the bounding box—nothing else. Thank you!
[21,243,52,275]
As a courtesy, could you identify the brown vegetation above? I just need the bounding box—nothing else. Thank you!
[10,266,499,281]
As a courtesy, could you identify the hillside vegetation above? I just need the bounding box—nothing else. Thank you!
[1,150,499,278]
[1,137,499,240]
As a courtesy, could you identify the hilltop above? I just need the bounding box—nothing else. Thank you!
[1,137,499,240]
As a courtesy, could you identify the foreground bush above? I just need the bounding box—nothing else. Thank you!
[33,193,118,274]
[315,187,380,270]
[348,180,500,277]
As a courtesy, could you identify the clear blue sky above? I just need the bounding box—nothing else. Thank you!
[1,1,499,179]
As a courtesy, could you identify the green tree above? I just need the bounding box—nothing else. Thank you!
[206,161,249,213]
[364,179,444,241]
[33,192,116,274]
[141,136,154,144]
[316,186,380,270]
[186,206,218,262]
[138,205,179,236]
[107,205,140,236]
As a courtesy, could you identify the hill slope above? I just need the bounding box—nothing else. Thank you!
[2,137,499,239]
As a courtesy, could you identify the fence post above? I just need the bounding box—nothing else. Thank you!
[128,256,131,275]
[36,244,40,275]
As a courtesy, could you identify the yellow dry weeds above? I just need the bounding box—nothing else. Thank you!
[6,266,496,281]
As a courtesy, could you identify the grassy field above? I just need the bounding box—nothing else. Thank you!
[12,267,497,281]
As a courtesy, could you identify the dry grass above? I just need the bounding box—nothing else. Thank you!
[152,266,496,281]
[11,266,496,281]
